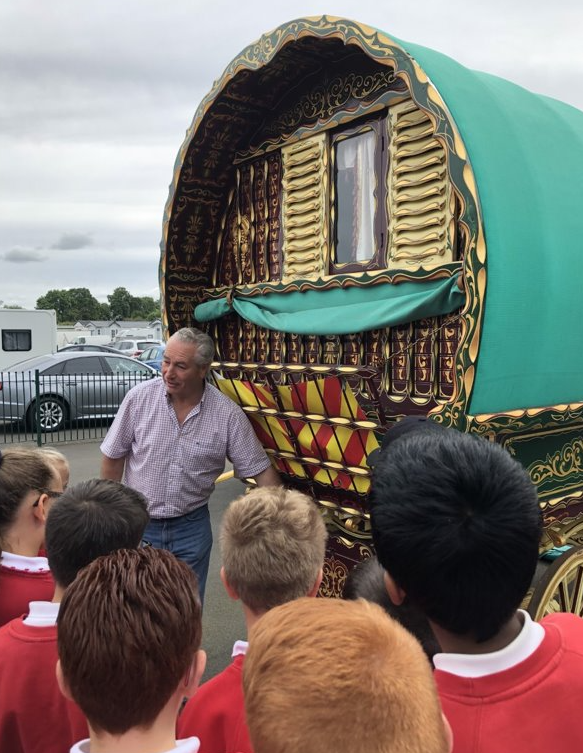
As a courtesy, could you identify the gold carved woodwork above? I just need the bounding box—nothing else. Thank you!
[527,438,583,487]
[320,555,350,598]
[281,133,328,281]
[387,98,454,271]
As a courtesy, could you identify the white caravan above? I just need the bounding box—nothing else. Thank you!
[0,309,57,370]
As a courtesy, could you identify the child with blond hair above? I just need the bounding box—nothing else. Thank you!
[178,486,327,753]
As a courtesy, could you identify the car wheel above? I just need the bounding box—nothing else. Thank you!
[28,396,68,433]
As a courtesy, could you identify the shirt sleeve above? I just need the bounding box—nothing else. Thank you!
[226,402,272,479]
[100,388,137,459]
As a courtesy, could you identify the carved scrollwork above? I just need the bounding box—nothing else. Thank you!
[528,439,583,486]
[320,556,350,597]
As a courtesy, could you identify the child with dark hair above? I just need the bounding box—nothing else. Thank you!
[178,486,327,753]
[57,547,206,753]
[0,447,62,625]
[344,556,440,660]
[0,478,150,753]
[370,428,583,753]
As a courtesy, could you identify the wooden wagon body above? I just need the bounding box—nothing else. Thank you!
[160,17,583,605]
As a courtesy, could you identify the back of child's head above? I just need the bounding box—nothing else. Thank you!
[36,447,70,489]
[220,486,327,612]
[344,556,440,660]
[243,597,450,753]
[370,428,542,642]
[57,547,202,735]
[45,478,150,588]
[0,447,58,547]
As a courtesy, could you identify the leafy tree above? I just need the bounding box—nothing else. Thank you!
[36,287,160,323]
[97,302,112,319]
[36,290,75,321]
[107,287,134,319]
[36,288,103,322]
[134,296,160,320]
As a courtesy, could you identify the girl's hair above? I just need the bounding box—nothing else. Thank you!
[36,447,70,485]
[0,447,58,549]
[36,447,69,468]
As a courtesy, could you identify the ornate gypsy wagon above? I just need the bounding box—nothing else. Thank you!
[160,17,583,614]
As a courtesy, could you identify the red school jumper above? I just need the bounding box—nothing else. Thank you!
[0,617,88,753]
[178,647,252,753]
[0,558,54,626]
[435,613,583,753]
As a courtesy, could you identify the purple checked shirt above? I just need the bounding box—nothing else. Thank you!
[101,379,271,518]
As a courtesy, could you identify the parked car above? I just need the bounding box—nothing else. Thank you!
[58,344,123,353]
[136,344,166,372]
[115,339,163,358]
[0,352,158,432]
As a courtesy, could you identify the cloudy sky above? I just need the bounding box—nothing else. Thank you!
[1,0,581,309]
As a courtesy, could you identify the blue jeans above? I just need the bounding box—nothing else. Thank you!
[143,505,213,604]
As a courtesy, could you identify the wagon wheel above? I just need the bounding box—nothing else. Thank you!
[526,545,583,621]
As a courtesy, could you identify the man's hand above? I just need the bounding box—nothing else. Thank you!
[253,465,282,488]
[101,454,126,482]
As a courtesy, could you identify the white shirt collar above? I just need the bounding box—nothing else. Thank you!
[70,737,200,753]
[23,600,60,627]
[232,639,249,658]
[433,610,545,678]
[0,551,50,573]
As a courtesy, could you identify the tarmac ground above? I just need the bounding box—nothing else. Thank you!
[51,439,247,682]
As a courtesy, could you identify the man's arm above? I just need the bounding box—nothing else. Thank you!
[253,464,282,488]
[101,454,126,482]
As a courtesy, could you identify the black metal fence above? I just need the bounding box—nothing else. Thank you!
[0,369,156,446]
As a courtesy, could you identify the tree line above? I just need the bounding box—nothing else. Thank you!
[35,287,160,324]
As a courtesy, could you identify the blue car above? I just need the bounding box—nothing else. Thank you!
[136,344,165,372]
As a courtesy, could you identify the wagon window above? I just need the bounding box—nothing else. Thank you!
[329,117,387,274]
[333,129,376,264]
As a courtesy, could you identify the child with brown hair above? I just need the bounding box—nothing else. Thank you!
[0,478,150,753]
[0,447,62,625]
[177,486,327,753]
[243,597,452,753]
[57,546,206,753]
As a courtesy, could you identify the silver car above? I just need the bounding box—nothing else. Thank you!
[0,351,158,432]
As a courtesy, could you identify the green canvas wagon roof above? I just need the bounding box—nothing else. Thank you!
[395,37,583,415]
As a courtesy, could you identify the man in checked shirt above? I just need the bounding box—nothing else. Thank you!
[101,327,280,601]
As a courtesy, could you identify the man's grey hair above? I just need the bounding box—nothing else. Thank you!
[169,328,215,367]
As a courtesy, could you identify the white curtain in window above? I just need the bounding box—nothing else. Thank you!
[336,131,376,261]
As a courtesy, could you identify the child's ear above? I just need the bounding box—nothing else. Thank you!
[384,571,406,606]
[184,650,207,697]
[56,660,73,702]
[32,493,50,524]
[220,566,240,601]
[307,568,323,597]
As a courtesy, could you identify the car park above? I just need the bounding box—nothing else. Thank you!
[115,339,163,358]
[0,351,158,432]
[136,344,166,372]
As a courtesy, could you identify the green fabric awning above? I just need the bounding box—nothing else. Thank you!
[195,276,464,336]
